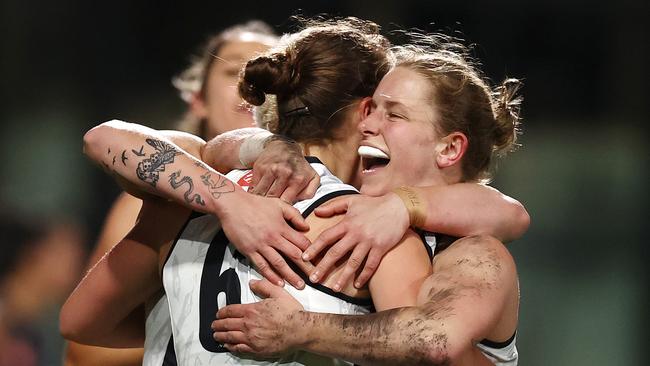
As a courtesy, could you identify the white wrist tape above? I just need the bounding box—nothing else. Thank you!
[239,130,274,168]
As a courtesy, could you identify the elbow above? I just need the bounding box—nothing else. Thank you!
[59,308,81,342]
[59,302,96,344]
[82,119,124,160]
[496,198,530,243]
[509,202,530,242]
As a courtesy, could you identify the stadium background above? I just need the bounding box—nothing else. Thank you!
[1,0,647,364]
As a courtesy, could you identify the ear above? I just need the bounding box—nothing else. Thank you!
[357,97,372,120]
[189,92,208,119]
[435,132,468,168]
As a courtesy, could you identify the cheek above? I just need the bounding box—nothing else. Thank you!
[205,76,238,105]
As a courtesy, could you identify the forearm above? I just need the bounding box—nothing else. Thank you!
[412,184,530,242]
[202,127,271,172]
[83,120,245,214]
[295,308,446,365]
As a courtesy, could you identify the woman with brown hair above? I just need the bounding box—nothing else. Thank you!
[213,38,524,365]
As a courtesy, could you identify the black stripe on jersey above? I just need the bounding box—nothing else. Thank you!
[417,231,435,260]
[480,330,517,349]
[301,189,359,218]
[285,189,373,307]
[304,156,322,164]
[162,333,177,365]
[160,210,204,277]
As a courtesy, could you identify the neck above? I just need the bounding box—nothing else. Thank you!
[302,138,360,184]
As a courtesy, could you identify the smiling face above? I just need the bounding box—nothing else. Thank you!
[198,34,273,138]
[358,66,449,196]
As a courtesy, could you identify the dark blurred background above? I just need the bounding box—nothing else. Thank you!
[1,0,648,364]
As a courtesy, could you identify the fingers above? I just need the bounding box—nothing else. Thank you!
[266,173,289,198]
[279,184,301,204]
[251,173,274,196]
[249,279,289,299]
[333,243,370,292]
[308,233,354,284]
[213,330,248,345]
[314,198,349,217]
[211,317,245,332]
[354,249,382,288]
[295,173,320,201]
[281,202,310,232]
[303,223,346,261]
[260,246,303,289]
[279,173,313,204]
[216,303,248,319]
[249,252,284,287]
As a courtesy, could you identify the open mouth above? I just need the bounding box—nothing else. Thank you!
[358,146,390,171]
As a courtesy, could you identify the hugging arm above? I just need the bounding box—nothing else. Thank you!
[59,200,190,347]
[202,128,320,202]
[214,235,517,365]
[83,120,313,288]
[306,183,529,288]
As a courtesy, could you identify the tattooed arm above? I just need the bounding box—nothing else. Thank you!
[83,120,248,213]
[214,235,518,365]
[83,120,313,288]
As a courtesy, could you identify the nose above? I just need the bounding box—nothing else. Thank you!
[357,98,379,136]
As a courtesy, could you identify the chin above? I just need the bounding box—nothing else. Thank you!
[359,182,389,197]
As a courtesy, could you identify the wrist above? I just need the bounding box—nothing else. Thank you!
[291,311,315,349]
[385,191,411,230]
[391,186,427,229]
[239,131,274,168]
[210,186,247,218]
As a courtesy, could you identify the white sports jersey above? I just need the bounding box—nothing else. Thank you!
[476,333,518,366]
[163,158,372,365]
[143,293,176,366]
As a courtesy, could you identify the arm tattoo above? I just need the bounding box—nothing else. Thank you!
[200,172,235,199]
[169,170,206,206]
[121,150,128,165]
[136,138,181,187]
[132,145,145,156]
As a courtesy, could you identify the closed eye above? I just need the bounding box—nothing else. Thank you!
[388,112,406,120]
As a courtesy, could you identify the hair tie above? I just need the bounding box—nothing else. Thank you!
[279,96,311,118]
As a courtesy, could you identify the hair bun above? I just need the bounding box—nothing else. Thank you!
[492,78,523,154]
[238,54,294,106]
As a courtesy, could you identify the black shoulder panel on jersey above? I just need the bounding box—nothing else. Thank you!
[304,156,322,164]
[285,189,372,307]
[301,189,359,219]
[162,333,177,365]
[161,210,205,277]
[480,330,517,349]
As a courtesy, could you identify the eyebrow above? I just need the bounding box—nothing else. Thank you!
[378,98,411,111]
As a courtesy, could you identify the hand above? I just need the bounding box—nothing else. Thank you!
[304,193,410,289]
[219,192,312,289]
[249,139,320,203]
[212,279,304,356]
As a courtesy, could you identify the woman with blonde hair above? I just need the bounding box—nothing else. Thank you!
[64,20,278,366]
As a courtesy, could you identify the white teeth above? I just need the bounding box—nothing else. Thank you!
[358,146,389,159]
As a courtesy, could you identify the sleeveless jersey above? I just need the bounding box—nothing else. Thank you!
[162,158,375,365]
[430,235,517,365]
[142,291,176,365]
[476,332,518,366]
